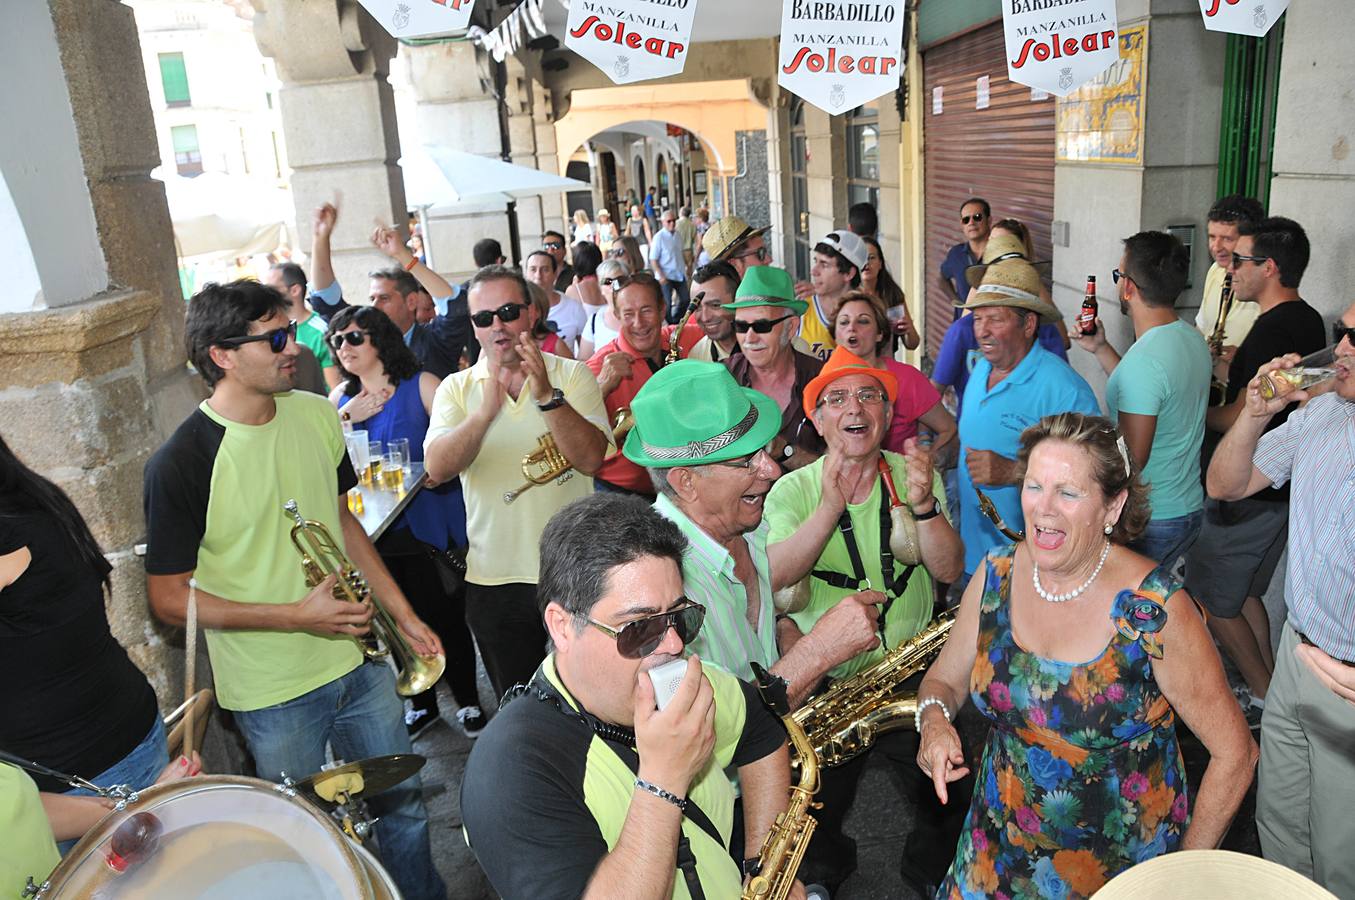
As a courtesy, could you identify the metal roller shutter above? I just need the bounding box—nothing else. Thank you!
[922,21,1056,357]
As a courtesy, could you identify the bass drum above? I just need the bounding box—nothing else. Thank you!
[350,839,403,900]
[38,775,376,899]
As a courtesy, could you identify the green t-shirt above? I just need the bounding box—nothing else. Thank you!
[0,766,60,899]
[143,392,363,711]
[297,312,335,370]
[766,451,948,680]
[1105,320,1211,519]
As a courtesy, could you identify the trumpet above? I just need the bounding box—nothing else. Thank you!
[977,489,1024,542]
[503,433,575,504]
[1208,272,1235,407]
[284,501,446,697]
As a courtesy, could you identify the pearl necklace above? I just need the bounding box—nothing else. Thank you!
[1032,539,1111,603]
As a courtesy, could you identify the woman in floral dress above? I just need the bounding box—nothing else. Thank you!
[917,413,1257,899]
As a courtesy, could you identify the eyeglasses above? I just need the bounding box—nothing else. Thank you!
[961,213,986,225]
[731,246,772,263]
[542,241,564,251]
[582,600,706,659]
[817,387,887,409]
[327,331,370,350]
[1231,251,1270,267]
[1334,322,1355,347]
[601,277,624,290]
[1110,268,1136,287]
[733,313,794,334]
[712,448,774,470]
[609,247,628,258]
[219,321,297,353]
[470,303,529,328]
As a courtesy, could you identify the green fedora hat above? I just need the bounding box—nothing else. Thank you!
[720,265,808,316]
[623,360,782,467]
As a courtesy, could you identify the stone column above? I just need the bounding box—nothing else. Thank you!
[0,0,203,735]
[252,0,406,297]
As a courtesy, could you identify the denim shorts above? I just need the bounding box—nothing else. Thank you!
[1130,509,1203,572]
[1185,498,1288,617]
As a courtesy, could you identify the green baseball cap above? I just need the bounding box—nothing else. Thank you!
[623,360,782,468]
[720,266,808,315]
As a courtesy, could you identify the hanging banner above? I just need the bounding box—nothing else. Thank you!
[356,0,476,40]
[565,0,698,85]
[1003,0,1119,98]
[1198,0,1287,37]
[778,0,906,114]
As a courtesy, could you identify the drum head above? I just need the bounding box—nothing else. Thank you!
[350,840,403,900]
[42,775,373,899]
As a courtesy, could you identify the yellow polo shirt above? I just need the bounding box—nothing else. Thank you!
[1194,263,1260,349]
[425,355,611,585]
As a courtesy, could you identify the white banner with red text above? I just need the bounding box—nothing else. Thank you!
[1198,0,1288,37]
[778,0,906,114]
[565,0,698,85]
[1003,0,1119,98]
[356,0,476,40]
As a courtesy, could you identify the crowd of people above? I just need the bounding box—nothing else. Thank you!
[2,186,1352,900]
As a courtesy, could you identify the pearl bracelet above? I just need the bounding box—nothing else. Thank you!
[634,778,687,812]
[915,696,951,733]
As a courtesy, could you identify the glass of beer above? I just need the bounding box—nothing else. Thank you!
[367,440,384,487]
[383,441,407,493]
[1257,343,1340,400]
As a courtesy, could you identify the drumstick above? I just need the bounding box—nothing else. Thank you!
[183,578,198,760]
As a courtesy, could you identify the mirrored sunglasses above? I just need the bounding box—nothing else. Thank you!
[584,600,706,659]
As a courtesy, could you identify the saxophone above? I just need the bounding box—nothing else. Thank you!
[667,296,699,364]
[791,612,954,768]
[1208,272,1235,407]
[742,714,819,900]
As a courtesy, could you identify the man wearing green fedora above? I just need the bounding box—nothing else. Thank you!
[722,266,826,472]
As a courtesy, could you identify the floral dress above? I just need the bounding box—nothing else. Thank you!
[938,546,1189,900]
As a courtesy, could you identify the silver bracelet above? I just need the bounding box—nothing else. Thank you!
[634,778,687,812]
[914,696,951,733]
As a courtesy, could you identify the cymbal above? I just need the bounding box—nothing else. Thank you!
[294,754,426,806]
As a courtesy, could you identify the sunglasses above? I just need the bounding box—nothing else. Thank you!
[543,241,564,250]
[1334,322,1355,347]
[817,387,887,409]
[731,246,772,263]
[1110,268,1137,287]
[470,303,529,328]
[219,320,297,353]
[583,600,706,659]
[713,448,774,469]
[327,330,370,351]
[733,313,794,334]
[1231,251,1269,267]
[961,213,986,224]
[601,277,624,290]
[609,247,628,258]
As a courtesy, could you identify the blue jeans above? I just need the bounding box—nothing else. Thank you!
[1131,509,1203,572]
[233,662,445,900]
[59,716,169,852]
[662,278,690,324]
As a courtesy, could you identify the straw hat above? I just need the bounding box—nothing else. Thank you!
[959,258,1062,325]
[596,208,611,220]
[802,345,898,418]
[704,215,772,262]
[1094,850,1337,899]
[964,232,1052,288]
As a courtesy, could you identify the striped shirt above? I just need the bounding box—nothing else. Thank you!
[654,494,778,681]
[1252,392,1355,660]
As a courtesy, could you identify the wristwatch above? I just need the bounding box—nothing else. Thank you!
[914,504,941,521]
[536,388,567,411]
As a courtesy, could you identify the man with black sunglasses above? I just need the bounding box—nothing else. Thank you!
[1190,216,1327,726]
[703,215,774,279]
[462,493,799,900]
[544,229,576,292]
[721,267,826,472]
[425,266,612,701]
[143,280,446,900]
[939,198,992,317]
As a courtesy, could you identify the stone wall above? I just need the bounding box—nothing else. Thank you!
[731,130,770,230]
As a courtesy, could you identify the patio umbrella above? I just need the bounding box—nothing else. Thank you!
[155,170,293,261]
[401,145,589,211]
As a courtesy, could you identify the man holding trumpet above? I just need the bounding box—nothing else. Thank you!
[425,265,611,701]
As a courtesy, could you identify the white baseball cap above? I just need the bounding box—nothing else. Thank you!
[820,230,868,274]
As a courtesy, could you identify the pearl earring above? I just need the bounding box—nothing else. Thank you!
[1104,523,1113,535]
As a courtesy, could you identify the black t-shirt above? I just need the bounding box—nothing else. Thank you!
[0,511,158,791]
[461,659,786,899]
[1224,298,1326,501]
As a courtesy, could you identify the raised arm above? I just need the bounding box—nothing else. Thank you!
[372,226,457,300]
[311,202,338,292]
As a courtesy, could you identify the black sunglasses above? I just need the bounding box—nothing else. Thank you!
[542,241,564,250]
[1111,268,1137,287]
[731,246,771,263]
[961,213,986,224]
[470,303,529,328]
[1334,322,1355,347]
[583,600,706,659]
[327,330,370,351]
[219,320,297,353]
[1231,251,1269,267]
[733,313,794,334]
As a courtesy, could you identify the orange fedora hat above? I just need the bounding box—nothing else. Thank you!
[802,345,898,419]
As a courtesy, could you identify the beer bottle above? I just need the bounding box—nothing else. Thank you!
[1077,276,1098,336]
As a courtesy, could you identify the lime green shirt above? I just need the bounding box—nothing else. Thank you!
[765,451,948,680]
[0,766,60,899]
